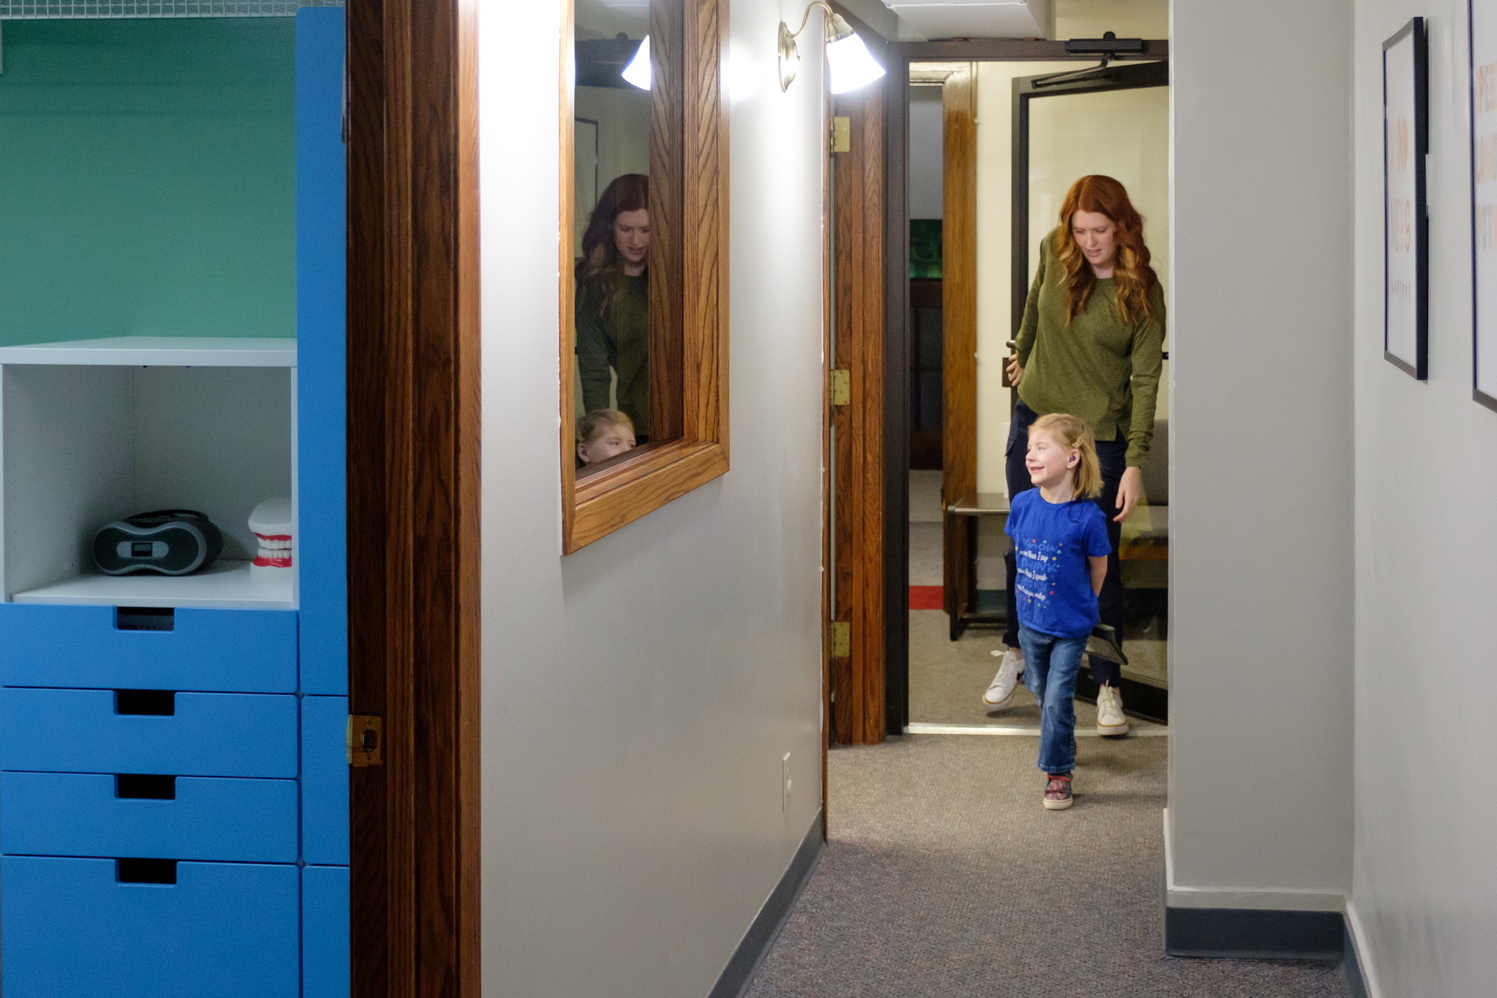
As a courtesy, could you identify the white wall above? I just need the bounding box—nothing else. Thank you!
[477,2,827,995]
[1350,1,1497,994]
[1167,0,1354,911]
[1054,0,1167,39]
[908,86,943,220]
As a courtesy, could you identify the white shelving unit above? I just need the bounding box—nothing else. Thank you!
[0,337,297,611]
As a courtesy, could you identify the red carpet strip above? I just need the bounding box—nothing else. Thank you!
[909,585,943,610]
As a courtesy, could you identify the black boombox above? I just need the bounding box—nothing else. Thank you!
[93,510,224,577]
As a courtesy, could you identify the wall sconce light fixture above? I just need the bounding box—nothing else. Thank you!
[779,2,886,94]
[622,35,651,90]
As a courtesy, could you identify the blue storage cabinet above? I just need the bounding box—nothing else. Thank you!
[0,10,348,997]
[296,9,351,996]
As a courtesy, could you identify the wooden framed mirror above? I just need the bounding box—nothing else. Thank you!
[560,0,729,552]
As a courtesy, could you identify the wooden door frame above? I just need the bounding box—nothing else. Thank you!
[829,70,887,747]
[822,3,889,748]
[346,0,482,994]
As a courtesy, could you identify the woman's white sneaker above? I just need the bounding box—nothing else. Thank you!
[982,650,1023,710]
[1096,684,1130,736]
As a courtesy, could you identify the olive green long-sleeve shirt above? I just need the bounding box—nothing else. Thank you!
[1015,233,1165,467]
[577,272,650,436]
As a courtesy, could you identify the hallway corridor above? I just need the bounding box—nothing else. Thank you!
[744,735,1349,997]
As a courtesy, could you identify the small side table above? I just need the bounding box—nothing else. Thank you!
[944,491,1010,640]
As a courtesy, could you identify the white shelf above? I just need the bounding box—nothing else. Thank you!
[0,336,296,368]
[11,561,292,611]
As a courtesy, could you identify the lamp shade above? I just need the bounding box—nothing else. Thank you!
[622,35,651,90]
[825,30,884,94]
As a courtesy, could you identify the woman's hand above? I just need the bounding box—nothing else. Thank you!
[1005,355,1024,386]
[1114,466,1143,522]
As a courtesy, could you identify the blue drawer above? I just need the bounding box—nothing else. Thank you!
[0,688,297,777]
[0,604,297,693]
[303,865,351,998]
[0,855,298,998]
[302,694,349,864]
[1,772,298,862]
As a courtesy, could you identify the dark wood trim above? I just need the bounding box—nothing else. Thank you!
[831,72,887,746]
[882,61,910,736]
[939,65,977,626]
[903,38,1168,61]
[826,60,838,837]
[650,0,687,443]
[561,0,730,553]
[347,0,482,993]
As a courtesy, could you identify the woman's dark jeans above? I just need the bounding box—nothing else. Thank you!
[1004,400,1126,686]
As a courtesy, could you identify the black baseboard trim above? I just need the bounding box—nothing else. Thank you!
[1341,917,1370,998]
[1164,905,1342,961]
[707,809,826,998]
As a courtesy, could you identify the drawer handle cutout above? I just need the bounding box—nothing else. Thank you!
[116,774,176,800]
[117,858,177,885]
[116,607,174,631]
[115,690,175,715]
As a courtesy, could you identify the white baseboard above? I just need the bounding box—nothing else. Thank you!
[1344,901,1385,998]
[1162,809,1347,912]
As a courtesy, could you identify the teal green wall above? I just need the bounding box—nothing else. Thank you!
[0,19,296,345]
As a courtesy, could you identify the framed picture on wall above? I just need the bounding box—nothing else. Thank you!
[1471,3,1497,408]
[1384,17,1428,381]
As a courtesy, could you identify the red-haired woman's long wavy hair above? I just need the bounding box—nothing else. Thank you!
[1053,175,1158,326]
[577,173,648,319]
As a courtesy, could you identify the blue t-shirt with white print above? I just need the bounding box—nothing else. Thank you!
[1004,489,1112,639]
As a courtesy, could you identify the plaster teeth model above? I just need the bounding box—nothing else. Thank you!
[248,497,294,577]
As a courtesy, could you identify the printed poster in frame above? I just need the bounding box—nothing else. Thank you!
[1384,17,1428,381]
[1472,2,1497,408]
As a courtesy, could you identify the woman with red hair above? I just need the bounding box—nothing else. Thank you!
[981,175,1165,739]
[576,173,651,442]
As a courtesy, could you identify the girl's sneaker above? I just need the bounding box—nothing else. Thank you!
[1043,773,1073,810]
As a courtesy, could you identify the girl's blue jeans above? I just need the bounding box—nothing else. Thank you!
[1018,623,1088,775]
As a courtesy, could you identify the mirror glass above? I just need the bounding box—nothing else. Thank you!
[573,0,659,477]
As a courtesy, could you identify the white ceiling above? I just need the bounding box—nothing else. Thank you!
[881,0,1051,40]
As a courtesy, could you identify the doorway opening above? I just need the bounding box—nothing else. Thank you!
[893,40,1171,735]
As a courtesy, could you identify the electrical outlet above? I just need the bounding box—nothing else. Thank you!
[782,753,792,812]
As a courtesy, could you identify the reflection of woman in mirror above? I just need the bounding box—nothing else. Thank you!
[982,174,1164,738]
[577,174,650,441]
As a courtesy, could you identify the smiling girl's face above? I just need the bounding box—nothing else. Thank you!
[1025,428,1080,496]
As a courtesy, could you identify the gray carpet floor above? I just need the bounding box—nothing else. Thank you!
[742,735,1348,998]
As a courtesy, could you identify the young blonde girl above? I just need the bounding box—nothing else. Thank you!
[1003,413,1112,810]
[576,409,636,467]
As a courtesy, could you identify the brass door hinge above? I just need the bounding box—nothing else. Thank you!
[830,368,850,406]
[830,620,850,658]
[831,116,851,153]
[348,715,383,766]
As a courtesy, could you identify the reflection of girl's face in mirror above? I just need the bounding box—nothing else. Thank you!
[613,209,650,277]
[579,423,637,465]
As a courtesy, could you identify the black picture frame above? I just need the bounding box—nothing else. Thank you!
[1383,17,1429,381]
[1469,2,1497,409]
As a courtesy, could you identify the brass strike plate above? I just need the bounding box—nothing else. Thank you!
[830,369,851,406]
[348,714,383,767]
[831,116,851,153]
[830,620,850,658]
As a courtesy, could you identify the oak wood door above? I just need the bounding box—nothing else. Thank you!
[829,74,888,746]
